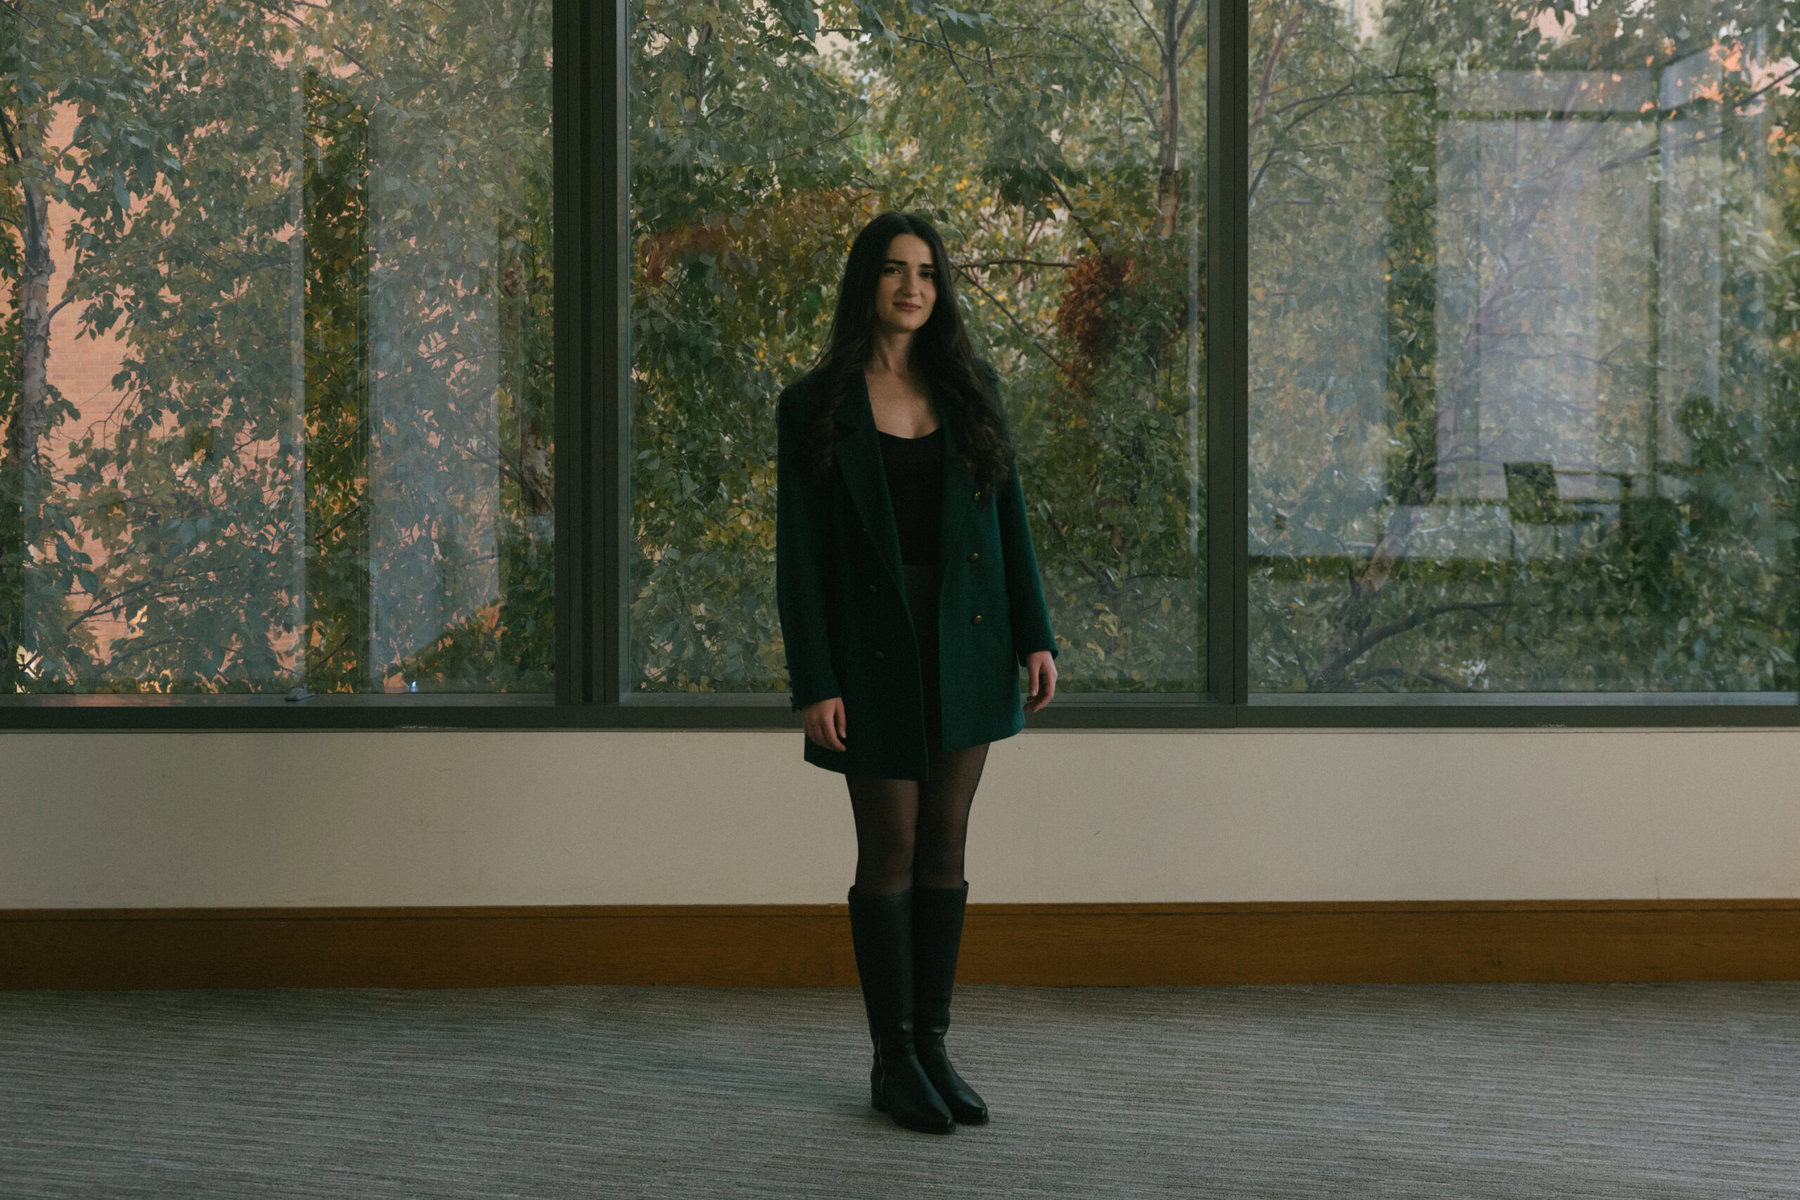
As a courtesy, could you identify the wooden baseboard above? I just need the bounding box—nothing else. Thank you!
[4,900,1799,989]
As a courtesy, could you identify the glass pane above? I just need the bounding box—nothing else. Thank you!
[1,0,554,695]
[628,0,1206,697]
[1249,0,1799,695]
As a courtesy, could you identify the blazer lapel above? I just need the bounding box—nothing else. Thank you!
[937,409,974,567]
[833,368,978,588]
[833,371,905,588]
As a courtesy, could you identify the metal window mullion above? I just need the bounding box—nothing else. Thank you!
[600,0,629,708]
[1206,0,1250,708]
[551,0,582,705]
[553,0,598,705]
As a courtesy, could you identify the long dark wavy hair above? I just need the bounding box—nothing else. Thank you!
[798,211,1014,489]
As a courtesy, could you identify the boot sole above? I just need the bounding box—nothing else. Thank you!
[871,1092,955,1133]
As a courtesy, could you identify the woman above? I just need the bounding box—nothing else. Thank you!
[775,211,1059,1134]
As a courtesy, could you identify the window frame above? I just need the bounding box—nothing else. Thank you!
[2,0,1793,731]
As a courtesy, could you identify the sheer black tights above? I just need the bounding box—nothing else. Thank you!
[846,743,990,896]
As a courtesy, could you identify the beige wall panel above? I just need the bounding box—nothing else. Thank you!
[0,729,1795,907]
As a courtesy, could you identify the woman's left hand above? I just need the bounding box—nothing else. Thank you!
[1023,650,1057,713]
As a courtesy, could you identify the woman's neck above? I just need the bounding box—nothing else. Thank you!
[864,330,916,379]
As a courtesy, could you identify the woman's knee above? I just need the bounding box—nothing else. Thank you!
[859,823,916,871]
[855,833,916,893]
[912,844,963,882]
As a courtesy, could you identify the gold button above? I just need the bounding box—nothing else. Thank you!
[971,614,983,625]
[972,491,982,502]
[867,583,878,593]
[967,551,980,562]
[874,649,885,660]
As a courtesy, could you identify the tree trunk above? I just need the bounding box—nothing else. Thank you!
[7,122,49,481]
[1155,0,1180,239]
[2,105,53,688]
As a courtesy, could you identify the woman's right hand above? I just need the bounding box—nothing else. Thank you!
[802,697,848,752]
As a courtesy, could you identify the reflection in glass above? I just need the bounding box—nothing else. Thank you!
[628,0,1207,697]
[1249,0,1798,694]
[2,0,554,694]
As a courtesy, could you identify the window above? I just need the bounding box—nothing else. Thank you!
[4,0,1795,727]
[2,0,553,695]
[1247,0,1797,699]
[627,0,1208,699]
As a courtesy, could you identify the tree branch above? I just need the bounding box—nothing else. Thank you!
[1046,176,1107,253]
[1734,63,1799,109]
[1174,0,1201,44]
[1077,0,1161,127]
[0,106,22,168]
[842,18,1107,253]
[1119,0,1165,56]
[1352,664,1479,692]
[818,25,988,70]
[1249,7,1317,189]
[242,0,306,26]
[1389,0,1427,79]
[932,16,989,97]
[1329,599,1511,680]
[954,256,1076,270]
[954,265,1071,375]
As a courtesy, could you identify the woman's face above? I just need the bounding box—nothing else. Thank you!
[871,233,937,336]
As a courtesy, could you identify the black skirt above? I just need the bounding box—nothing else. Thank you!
[902,561,944,755]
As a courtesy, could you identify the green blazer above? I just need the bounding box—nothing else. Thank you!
[777,360,1059,781]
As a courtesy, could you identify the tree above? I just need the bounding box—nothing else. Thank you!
[9,0,1793,701]
[629,0,1211,695]
[627,0,1796,700]
[1,0,555,693]
[1246,0,1799,692]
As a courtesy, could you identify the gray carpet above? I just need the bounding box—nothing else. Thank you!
[3,983,1798,1198]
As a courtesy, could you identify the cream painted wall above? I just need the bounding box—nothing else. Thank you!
[1,729,1797,908]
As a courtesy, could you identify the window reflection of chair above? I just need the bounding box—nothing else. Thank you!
[1502,459,1686,569]
[1503,461,1568,526]
[1503,460,1599,559]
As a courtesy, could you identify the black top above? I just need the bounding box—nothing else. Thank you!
[878,426,945,566]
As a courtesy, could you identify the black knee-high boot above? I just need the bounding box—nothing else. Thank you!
[847,885,955,1133]
[911,880,990,1124]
